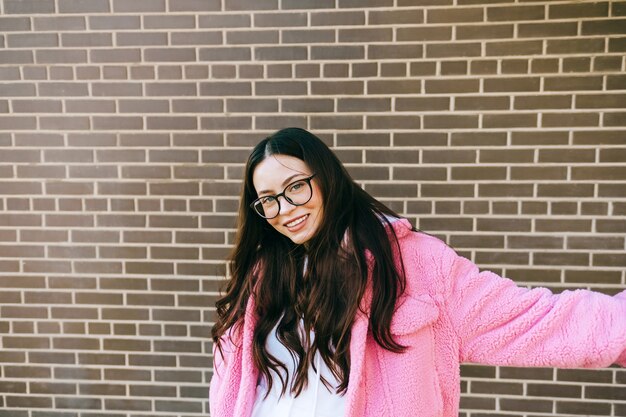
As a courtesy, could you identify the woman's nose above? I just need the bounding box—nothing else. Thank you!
[277,195,297,216]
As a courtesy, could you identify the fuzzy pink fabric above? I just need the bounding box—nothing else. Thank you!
[210,219,626,417]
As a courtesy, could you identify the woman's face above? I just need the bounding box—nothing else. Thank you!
[252,154,324,245]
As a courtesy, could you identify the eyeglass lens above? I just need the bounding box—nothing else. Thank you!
[254,179,312,218]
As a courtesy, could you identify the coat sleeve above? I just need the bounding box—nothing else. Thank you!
[439,244,626,368]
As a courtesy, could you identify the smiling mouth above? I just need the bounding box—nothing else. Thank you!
[285,214,308,227]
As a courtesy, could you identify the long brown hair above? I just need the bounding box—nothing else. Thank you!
[212,127,410,396]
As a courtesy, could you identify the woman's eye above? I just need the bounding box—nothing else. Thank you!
[260,197,275,205]
[289,182,304,192]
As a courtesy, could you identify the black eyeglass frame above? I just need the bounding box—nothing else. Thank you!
[250,174,317,219]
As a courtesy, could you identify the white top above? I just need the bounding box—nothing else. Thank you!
[250,317,346,417]
[251,217,401,416]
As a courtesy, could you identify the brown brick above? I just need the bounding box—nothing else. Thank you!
[173,99,222,115]
[424,115,478,129]
[0,16,31,31]
[364,115,421,129]
[593,56,622,71]
[199,13,250,28]
[472,381,523,395]
[52,337,100,350]
[0,275,45,289]
[484,77,540,92]
[339,28,392,43]
[484,113,538,128]
[311,45,364,60]
[111,0,164,11]
[51,367,100,382]
[29,382,76,395]
[337,0,391,6]
[557,368,613,383]
[572,166,626,180]
[451,167,507,181]
[307,115,360,130]
[311,80,364,95]
[511,166,567,180]
[440,60,478,75]
[93,116,143,130]
[515,95,572,110]
[549,1,609,18]
[7,33,58,48]
[398,27,453,44]
[90,48,141,63]
[538,183,595,198]
[582,385,626,401]
[367,80,424,96]
[425,79,479,94]
[396,97,448,112]
[143,14,195,29]
[479,184,534,197]
[65,100,116,114]
[419,217,472,231]
[538,148,595,163]
[512,131,568,146]
[567,236,624,250]
[5,0,54,13]
[541,113,606,127]
[486,40,542,56]
[422,183,476,198]
[0,115,37,130]
[147,116,198,130]
[0,53,33,70]
[58,0,109,12]
[557,401,611,415]
[456,96,509,110]
[500,398,553,412]
[488,5,545,21]
[0,82,36,97]
[428,7,483,23]
[102,308,149,321]
[198,47,251,61]
[457,24,513,40]
[0,68,20,80]
[476,218,532,232]
[545,75,604,92]
[144,47,196,62]
[200,81,252,96]
[609,37,626,52]
[54,396,102,409]
[168,0,219,10]
[428,42,481,58]
[604,112,626,126]
[91,82,142,97]
[480,149,534,163]
[409,62,437,75]
[576,94,626,109]
[548,38,606,55]
[497,58,529,73]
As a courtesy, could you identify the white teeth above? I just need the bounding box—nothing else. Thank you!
[286,215,307,227]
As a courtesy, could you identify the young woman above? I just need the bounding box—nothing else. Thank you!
[210,127,626,417]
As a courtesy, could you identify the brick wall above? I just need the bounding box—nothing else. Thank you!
[0,0,625,415]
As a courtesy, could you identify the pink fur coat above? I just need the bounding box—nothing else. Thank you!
[210,219,626,417]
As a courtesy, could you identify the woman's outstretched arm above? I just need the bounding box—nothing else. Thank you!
[439,244,626,368]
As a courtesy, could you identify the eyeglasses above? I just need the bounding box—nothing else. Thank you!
[250,174,316,219]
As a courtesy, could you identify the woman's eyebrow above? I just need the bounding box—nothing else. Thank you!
[257,173,305,195]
